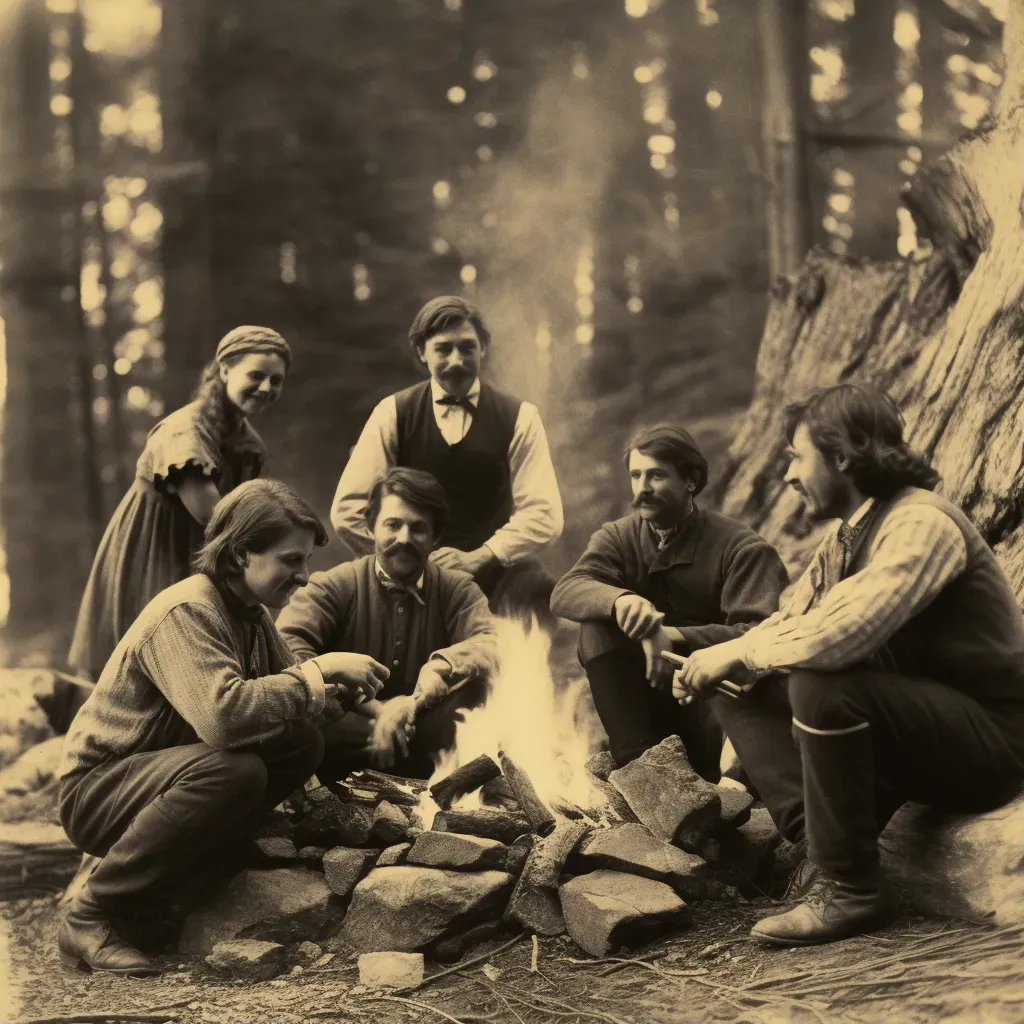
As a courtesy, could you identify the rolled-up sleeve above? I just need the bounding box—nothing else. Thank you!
[485,402,564,566]
[737,506,967,673]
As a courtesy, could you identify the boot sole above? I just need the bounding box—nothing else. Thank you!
[751,911,895,948]
[59,952,161,977]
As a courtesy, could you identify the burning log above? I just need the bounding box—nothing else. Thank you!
[428,754,501,810]
[504,820,591,936]
[432,807,531,845]
[498,750,556,837]
[479,775,519,812]
[336,770,427,808]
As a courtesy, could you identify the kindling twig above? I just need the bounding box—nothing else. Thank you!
[366,995,473,1024]
[4,1017,180,1024]
[394,931,528,994]
[564,954,708,980]
[530,934,539,973]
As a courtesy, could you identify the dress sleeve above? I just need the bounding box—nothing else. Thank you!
[139,411,224,494]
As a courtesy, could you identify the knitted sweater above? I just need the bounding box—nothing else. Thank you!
[60,574,321,778]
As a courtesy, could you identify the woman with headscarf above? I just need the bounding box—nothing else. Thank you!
[67,325,293,688]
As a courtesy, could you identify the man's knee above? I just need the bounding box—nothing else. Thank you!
[579,620,630,665]
[787,669,869,732]
[196,751,269,807]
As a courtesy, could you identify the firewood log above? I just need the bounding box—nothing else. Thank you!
[503,820,591,936]
[432,807,531,845]
[428,754,501,810]
[497,750,555,836]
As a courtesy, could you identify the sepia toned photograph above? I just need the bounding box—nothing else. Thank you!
[0,0,1021,1021]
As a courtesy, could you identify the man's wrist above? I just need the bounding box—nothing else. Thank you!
[299,659,327,714]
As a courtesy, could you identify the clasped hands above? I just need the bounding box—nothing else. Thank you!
[612,593,751,704]
[364,659,453,769]
[430,545,497,578]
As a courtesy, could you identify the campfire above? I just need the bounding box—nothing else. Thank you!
[263,617,771,964]
[416,616,613,828]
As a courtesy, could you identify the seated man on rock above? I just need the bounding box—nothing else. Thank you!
[550,424,788,780]
[57,480,385,975]
[672,384,1024,947]
[277,467,497,784]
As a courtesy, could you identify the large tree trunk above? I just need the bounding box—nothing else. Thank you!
[715,1,1024,600]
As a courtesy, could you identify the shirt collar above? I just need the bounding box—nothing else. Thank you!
[374,559,426,592]
[846,498,876,530]
[430,376,481,407]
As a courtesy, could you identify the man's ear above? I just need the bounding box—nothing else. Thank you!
[416,346,428,367]
[834,452,850,473]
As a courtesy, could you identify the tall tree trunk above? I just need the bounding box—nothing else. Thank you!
[759,0,811,278]
[715,2,1024,600]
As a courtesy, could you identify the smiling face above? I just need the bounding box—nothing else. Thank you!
[784,422,850,521]
[417,321,484,398]
[627,450,694,528]
[220,351,287,417]
[372,493,437,584]
[238,524,316,609]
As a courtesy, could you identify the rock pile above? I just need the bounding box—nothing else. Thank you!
[178,736,766,962]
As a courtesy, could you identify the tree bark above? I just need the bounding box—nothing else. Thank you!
[715,4,1024,600]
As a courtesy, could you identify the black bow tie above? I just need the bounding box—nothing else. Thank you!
[436,394,476,414]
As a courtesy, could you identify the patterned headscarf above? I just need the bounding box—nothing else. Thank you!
[215,325,292,369]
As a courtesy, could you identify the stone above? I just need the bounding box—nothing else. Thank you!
[294,940,323,964]
[358,951,424,989]
[697,838,721,864]
[323,847,377,898]
[340,866,515,952]
[370,801,409,846]
[585,751,618,782]
[879,792,1024,925]
[294,796,372,848]
[429,920,507,963]
[297,845,328,867]
[179,868,338,955]
[715,786,754,829]
[574,824,708,900]
[504,834,535,876]
[559,869,691,957]
[377,843,411,867]
[254,836,299,862]
[205,939,288,981]
[608,736,721,852]
[718,807,781,885]
[407,831,508,871]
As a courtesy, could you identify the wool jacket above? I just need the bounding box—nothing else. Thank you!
[60,574,320,779]
[276,555,497,699]
[550,506,788,651]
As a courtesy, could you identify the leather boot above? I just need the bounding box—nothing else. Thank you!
[751,868,893,946]
[57,883,159,975]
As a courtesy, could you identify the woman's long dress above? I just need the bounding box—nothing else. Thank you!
[68,400,266,680]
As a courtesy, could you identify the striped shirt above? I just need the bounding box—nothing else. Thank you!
[737,499,968,674]
[60,574,325,779]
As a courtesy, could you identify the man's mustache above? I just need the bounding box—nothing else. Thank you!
[383,542,420,557]
[632,492,664,510]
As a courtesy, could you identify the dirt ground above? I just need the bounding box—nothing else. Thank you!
[4,892,1023,1024]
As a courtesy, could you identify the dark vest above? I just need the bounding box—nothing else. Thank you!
[848,488,1024,705]
[395,380,521,552]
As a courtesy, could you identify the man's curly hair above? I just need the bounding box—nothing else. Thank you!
[783,384,940,499]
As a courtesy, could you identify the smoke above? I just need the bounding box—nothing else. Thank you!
[440,40,634,403]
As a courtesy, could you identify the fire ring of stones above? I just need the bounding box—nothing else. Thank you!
[172,735,777,976]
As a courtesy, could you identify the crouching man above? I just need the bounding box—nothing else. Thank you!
[278,467,497,783]
[673,384,1024,946]
[58,480,387,975]
[550,424,787,779]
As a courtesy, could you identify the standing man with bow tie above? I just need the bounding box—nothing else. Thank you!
[331,295,563,622]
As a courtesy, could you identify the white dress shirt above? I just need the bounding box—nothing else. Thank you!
[331,377,564,567]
